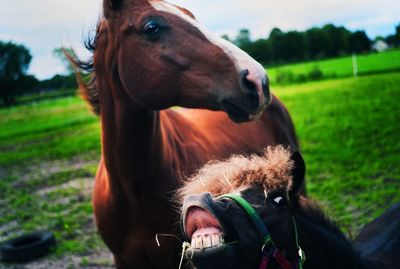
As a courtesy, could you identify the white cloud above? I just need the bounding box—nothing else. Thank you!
[30,52,67,79]
[0,0,101,29]
[1,0,399,79]
[171,0,400,38]
[1,0,101,79]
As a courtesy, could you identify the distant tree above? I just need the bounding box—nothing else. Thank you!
[385,35,396,47]
[374,36,385,42]
[0,41,36,105]
[48,47,78,90]
[39,74,77,90]
[305,27,331,59]
[267,29,306,63]
[234,29,252,48]
[221,34,231,42]
[232,23,394,67]
[53,47,77,74]
[282,31,307,62]
[268,28,285,63]
[385,23,400,47]
[349,31,371,53]
[246,38,271,64]
[19,75,39,93]
[395,23,400,47]
[322,24,351,56]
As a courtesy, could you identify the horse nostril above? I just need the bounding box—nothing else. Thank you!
[262,77,270,99]
[240,69,257,96]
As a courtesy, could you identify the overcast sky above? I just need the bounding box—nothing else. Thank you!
[1,0,399,79]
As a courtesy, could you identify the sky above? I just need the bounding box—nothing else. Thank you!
[1,0,399,80]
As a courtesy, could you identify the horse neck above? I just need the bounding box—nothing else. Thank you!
[99,88,177,198]
[294,200,363,269]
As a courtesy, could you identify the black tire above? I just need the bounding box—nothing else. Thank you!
[0,231,56,262]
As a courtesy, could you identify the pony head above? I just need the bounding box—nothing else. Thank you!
[179,146,306,268]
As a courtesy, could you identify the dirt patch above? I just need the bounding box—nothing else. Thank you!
[0,156,115,268]
[35,178,94,198]
[13,158,98,184]
[0,251,114,269]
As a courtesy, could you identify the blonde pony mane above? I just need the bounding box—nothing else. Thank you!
[179,145,294,199]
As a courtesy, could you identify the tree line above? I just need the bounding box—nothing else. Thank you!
[226,23,400,66]
[0,41,76,106]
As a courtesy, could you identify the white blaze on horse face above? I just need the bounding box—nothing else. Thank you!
[149,1,267,107]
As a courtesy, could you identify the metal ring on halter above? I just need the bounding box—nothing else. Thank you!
[298,246,306,264]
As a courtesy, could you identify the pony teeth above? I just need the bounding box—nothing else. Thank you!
[191,233,224,249]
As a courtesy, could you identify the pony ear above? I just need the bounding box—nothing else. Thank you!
[289,151,306,198]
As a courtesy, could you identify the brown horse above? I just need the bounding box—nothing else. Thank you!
[180,146,400,269]
[74,0,298,268]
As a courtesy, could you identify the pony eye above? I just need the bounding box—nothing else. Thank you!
[143,21,162,39]
[272,196,287,207]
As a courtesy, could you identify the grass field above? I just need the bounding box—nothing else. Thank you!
[267,49,400,83]
[273,73,400,229]
[0,72,399,267]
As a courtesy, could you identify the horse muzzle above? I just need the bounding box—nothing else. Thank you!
[221,71,271,123]
[249,77,271,120]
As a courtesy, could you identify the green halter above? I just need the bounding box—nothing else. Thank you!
[219,193,305,269]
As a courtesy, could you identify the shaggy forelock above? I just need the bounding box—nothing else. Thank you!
[179,146,294,199]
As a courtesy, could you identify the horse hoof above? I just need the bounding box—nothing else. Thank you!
[0,231,56,263]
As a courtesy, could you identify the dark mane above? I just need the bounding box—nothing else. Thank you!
[295,197,345,237]
[68,21,102,115]
[295,197,362,268]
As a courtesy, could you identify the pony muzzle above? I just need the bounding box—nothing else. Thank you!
[181,193,236,269]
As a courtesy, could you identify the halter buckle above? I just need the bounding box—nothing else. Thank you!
[298,247,306,263]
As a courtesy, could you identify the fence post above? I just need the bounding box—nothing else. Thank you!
[352,54,358,78]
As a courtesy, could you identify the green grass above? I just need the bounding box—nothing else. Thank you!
[273,72,400,230]
[0,95,105,265]
[0,72,399,263]
[0,96,100,165]
[267,49,400,83]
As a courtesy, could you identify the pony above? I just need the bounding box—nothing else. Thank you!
[73,0,299,268]
[179,146,400,269]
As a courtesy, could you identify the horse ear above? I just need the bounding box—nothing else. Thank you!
[289,151,306,199]
[104,0,123,14]
[110,0,123,9]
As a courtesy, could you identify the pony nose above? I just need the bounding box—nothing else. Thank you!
[241,69,271,106]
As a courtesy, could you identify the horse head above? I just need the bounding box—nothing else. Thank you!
[179,146,306,268]
[95,0,270,122]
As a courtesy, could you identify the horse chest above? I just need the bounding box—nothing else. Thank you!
[96,200,182,268]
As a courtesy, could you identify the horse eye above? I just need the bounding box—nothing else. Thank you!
[273,196,287,207]
[143,21,162,39]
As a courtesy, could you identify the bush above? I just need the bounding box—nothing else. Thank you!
[39,74,77,91]
[276,70,295,84]
[307,66,324,81]
[275,66,325,85]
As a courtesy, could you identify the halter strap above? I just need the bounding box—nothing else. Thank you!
[220,194,272,245]
[219,194,305,269]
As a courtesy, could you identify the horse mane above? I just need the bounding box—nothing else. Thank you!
[294,196,363,268]
[67,20,103,115]
[296,196,345,237]
[178,146,294,200]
